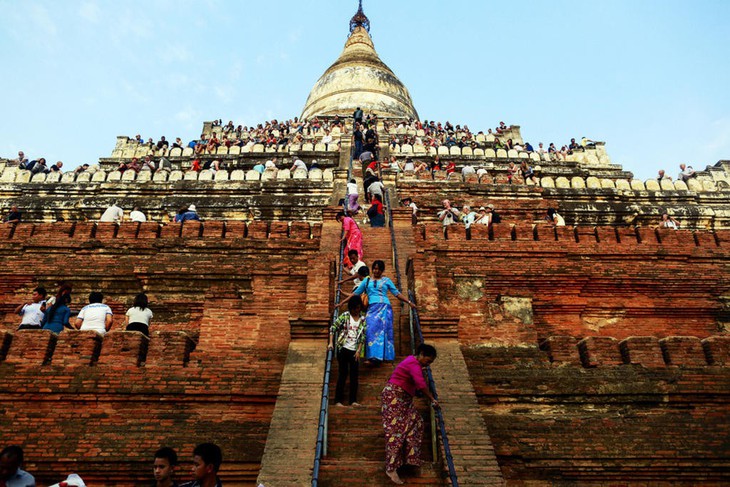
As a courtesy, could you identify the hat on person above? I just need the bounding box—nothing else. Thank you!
[486,204,495,210]
[478,207,486,212]
[49,473,86,487]
[188,204,196,212]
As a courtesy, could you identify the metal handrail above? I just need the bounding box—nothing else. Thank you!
[381,162,460,485]
[312,134,355,487]
[409,290,460,487]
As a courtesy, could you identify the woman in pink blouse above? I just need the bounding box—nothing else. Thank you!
[381,344,439,485]
[336,211,363,266]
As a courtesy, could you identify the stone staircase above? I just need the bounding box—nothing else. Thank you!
[317,223,445,485]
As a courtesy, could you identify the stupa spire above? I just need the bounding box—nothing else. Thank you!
[349,0,370,34]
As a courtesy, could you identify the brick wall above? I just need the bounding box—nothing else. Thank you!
[412,224,730,344]
[0,221,329,486]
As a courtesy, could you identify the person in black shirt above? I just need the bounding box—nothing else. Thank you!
[180,443,223,487]
[153,447,179,487]
[353,107,363,124]
[4,205,21,223]
[352,123,364,158]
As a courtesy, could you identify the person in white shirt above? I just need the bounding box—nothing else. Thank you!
[129,206,147,223]
[74,291,113,335]
[290,158,307,172]
[125,293,153,336]
[100,203,124,223]
[264,157,278,170]
[546,208,566,227]
[15,287,47,330]
[0,446,36,487]
[339,250,368,291]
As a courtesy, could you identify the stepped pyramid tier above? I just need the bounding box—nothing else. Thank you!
[300,2,418,120]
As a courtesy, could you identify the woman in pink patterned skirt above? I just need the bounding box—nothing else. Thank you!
[381,344,439,485]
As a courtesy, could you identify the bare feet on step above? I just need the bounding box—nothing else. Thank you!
[386,469,404,485]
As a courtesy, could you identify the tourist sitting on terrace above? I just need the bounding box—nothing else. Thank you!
[175,204,200,223]
[265,157,278,170]
[505,139,514,151]
[476,166,490,180]
[568,138,581,152]
[3,205,22,223]
[157,157,172,171]
[328,295,366,407]
[100,202,124,223]
[48,161,63,173]
[74,163,90,174]
[430,156,442,174]
[367,194,386,227]
[130,206,147,223]
[41,293,71,334]
[660,212,679,229]
[546,208,566,227]
[494,138,504,150]
[0,446,35,487]
[26,157,49,174]
[321,129,334,148]
[559,145,569,160]
[520,161,537,184]
[462,164,476,179]
[252,161,265,174]
[486,204,501,223]
[474,207,490,226]
[678,164,696,182]
[461,205,477,229]
[290,157,307,173]
[506,161,518,184]
[156,136,169,150]
[524,142,534,152]
[125,293,153,336]
[172,137,184,149]
[139,155,156,171]
[207,134,221,154]
[13,151,28,167]
[538,142,548,156]
[202,159,222,172]
[444,160,456,179]
[74,291,113,335]
[347,178,360,213]
[513,142,523,151]
[581,136,596,148]
[15,287,47,330]
[119,157,141,173]
[133,134,144,144]
[438,199,460,226]
[657,169,672,182]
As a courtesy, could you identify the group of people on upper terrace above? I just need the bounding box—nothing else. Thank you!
[14,282,154,337]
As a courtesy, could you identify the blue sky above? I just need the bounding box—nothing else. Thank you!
[1,0,728,180]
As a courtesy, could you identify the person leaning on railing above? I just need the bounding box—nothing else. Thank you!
[381,343,439,485]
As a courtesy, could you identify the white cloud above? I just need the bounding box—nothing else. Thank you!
[78,1,100,23]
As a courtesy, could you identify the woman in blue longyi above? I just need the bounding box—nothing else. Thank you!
[347,260,415,363]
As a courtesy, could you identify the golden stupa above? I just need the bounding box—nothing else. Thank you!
[300,1,419,120]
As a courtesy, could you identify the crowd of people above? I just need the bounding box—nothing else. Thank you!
[0,442,226,487]
[331,152,440,483]
[14,283,154,337]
